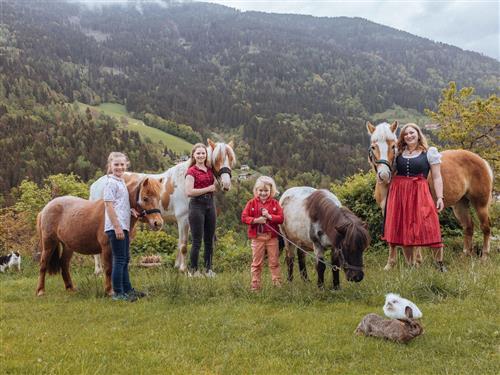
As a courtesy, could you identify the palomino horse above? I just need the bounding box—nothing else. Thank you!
[280,187,371,289]
[90,139,236,274]
[36,177,164,296]
[367,121,493,269]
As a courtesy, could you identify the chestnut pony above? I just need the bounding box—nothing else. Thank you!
[36,176,164,296]
[367,121,493,269]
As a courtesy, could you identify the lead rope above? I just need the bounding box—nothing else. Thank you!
[263,223,342,271]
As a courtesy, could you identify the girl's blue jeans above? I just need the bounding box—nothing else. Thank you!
[106,230,131,295]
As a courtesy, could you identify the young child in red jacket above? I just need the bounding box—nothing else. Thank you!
[241,176,284,291]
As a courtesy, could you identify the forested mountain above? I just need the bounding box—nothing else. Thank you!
[1,0,498,194]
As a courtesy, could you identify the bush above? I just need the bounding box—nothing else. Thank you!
[213,229,251,272]
[130,229,178,257]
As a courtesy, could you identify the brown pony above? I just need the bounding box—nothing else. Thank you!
[36,176,164,296]
[280,187,371,289]
[367,121,493,269]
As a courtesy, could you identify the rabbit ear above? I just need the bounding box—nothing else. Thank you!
[405,306,414,319]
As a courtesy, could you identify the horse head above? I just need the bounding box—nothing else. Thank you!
[131,177,164,231]
[207,138,236,192]
[334,209,371,282]
[366,121,398,184]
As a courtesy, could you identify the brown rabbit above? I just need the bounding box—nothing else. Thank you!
[355,306,424,344]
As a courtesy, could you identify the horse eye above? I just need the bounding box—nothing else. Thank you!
[371,145,376,150]
[143,197,149,202]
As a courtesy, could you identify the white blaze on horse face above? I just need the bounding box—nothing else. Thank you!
[212,143,233,191]
[374,141,392,183]
[369,122,397,184]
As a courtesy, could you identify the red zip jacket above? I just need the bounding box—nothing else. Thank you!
[241,197,284,238]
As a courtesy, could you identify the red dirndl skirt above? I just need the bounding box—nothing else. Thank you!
[382,175,442,248]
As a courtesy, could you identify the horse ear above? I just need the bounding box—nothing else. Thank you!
[366,121,375,134]
[405,306,413,319]
[142,178,149,187]
[228,140,234,148]
[390,121,398,133]
[207,138,216,149]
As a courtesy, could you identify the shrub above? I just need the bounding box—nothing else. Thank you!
[130,229,178,258]
[213,229,251,272]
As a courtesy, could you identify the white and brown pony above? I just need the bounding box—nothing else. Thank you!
[280,187,371,289]
[36,177,164,296]
[367,121,493,269]
[90,139,236,274]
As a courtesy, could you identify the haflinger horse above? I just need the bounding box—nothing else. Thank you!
[36,177,164,296]
[90,139,236,274]
[280,187,371,289]
[367,121,493,269]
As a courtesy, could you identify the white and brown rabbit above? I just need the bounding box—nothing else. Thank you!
[355,294,424,344]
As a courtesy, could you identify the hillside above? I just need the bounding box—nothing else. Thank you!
[76,102,193,154]
[0,0,498,190]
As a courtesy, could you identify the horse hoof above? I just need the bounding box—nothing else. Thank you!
[36,290,45,297]
[479,255,489,262]
[66,287,77,292]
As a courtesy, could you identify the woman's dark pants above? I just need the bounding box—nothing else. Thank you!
[188,195,216,272]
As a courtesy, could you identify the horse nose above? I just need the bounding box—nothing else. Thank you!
[153,220,163,230]
[353,272,364,282]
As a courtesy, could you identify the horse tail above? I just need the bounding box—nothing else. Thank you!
[47,244,62,275]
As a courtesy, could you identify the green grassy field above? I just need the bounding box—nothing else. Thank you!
[1,252,498,374]
[76,102,193,154]
[372,105,430,126]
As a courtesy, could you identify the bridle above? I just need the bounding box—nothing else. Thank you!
[134,180,162,218]
[333,247,364,272]
[213,166,232,187]
[368,146,395,173]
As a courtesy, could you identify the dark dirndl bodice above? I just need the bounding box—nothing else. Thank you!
[395,152,430,178]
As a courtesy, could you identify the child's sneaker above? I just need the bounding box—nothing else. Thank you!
[205,269,216,278]
[188,270,203,278]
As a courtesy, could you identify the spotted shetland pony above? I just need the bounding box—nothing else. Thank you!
[36,177,164,296]
[367,121,493,269]
[90,139,236,274]
[280,187,370,289]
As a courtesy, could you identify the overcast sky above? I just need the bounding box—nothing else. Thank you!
[205,0,499,60]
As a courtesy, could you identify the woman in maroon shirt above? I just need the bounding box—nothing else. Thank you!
[185,143,217,277]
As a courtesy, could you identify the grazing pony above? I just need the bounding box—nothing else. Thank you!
[280,187,371,289]
[90,139,236,274]
[367,121,493,269]
[36,177,164,296]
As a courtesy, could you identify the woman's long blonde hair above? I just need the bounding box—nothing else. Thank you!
[397,123,429,156]
[188,143,209,168]
[106,152,130,174]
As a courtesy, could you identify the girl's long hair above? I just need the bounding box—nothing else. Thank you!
[106,152,129,174]
[188,143,209,168]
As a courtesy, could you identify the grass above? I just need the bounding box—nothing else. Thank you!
[372,105,430,126]
[1,252,499,374]
[76,102,193,154]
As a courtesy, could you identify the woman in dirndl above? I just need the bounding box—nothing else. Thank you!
[383,123,446,272]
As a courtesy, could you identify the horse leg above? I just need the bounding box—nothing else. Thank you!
[94,254,103,276]
[284,240,294,282]
[175,220,189,273]
[101,244,113,296]
[384,244,398,270]
[36,237,58,296]
[452,199,474,256]
[313,244,325,288]
[297,249,309,281]
[473,202,491,260]
[402,246,415,266]
[415,247,423,267]
[331,249,341,290]
[60,248,76,291]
